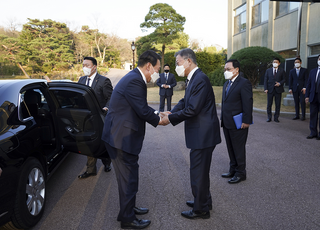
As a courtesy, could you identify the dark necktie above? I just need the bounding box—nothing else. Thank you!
[316,68,320,93]
[274,69,277,78]
[86,77,91,86]
[226,80,232,95]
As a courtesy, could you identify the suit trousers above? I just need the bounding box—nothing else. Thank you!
[309,94,320,136]
[293,90,306,117]
[104,142,138,222]
[159,95,172,112]
[223,127,248,178]
[86,156,110,174]
[267,90,282,119]
[190,146,215,212]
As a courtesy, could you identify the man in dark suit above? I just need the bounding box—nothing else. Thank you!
[220,60,253,184]
[77,57,113,179]
[289,57,308,121]
[161,48,221,220]
[264,57,286,122]
[305,54,320,140]
[102,50,165,229]
[156,64,177,111]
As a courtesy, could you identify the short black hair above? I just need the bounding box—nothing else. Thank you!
[138,50,161,67]
[294,57,302,63]
[273,57,281,63]
[225,59,240,72]
[84,57,97,66]
[164,64,170,68]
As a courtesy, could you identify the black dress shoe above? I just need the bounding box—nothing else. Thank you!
[292,116,300,120]
[104,164,111,172]
[274,119,279,123]
[228,176,246,184]
[266,118,271,122]
[221,172,235,178]
[300,117,305,121]
[78,171,97,179]
[186,201,212,210]
[181,210,210,219]
[121,219,151,229]
[306,135,317,139]
[134,207,149,215]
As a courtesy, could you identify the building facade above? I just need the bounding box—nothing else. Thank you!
[228,0,320,84]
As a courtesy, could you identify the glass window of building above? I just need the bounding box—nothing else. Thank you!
[276,1,299,17]
[310,45,320,56]
[234,4,247,34]
[252,0,269,27]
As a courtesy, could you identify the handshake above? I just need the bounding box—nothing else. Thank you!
[158,111,171,126]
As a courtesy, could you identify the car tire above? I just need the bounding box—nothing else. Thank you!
[11,158,46,229]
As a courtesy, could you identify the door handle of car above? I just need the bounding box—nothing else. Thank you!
[65,126,96,141]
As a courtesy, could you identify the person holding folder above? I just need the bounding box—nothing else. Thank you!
[220,59,253,184]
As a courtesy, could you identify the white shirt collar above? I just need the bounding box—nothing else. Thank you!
[230,74,239,83]
[87,72,97,87]
[137,67,147,84]
[187,66,199,82]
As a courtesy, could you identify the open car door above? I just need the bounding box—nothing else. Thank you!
[47,82,107,158]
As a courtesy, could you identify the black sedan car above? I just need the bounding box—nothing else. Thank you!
[0,79,107,229]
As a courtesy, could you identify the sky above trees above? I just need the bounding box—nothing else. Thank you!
[0,0,227,48]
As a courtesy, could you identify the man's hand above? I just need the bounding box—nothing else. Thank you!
[159,111,171,126]
[274,82,280,87]
[103,107,108,111]
[301,88,306,95]
[0,167,2,177]
[305,97,309,103]
[241,123,250,129]
[264,90,268,93]
[289,89,292,94]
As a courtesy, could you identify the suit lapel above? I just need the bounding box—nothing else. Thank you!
[92,74,99,89]
[225,76,240,100]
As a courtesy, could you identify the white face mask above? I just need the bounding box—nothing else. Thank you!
[83,67,92,76]
[295,63,301,68]
[175,60,187,77]
[224,71,234,80]
[273,63,279,68]
[150,66,160,83]
[318,60,320,66]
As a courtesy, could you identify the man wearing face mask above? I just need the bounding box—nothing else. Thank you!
[160,48,221,220]
[156,64,177,112]
[289,58,308,121]
[78,56,113,179]
[305,54,320,140]
[264,57,286,122]
[102,50,167,229]
[220,60,253,184]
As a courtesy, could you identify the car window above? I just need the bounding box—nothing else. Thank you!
[52,90,88,109]
[0,101,16,135]
[19,89,49,120]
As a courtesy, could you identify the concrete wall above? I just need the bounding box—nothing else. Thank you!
[250,23,269,47]
[307,3,320,46]
[273,11,298,52]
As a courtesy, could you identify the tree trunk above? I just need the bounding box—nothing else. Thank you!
[161,43,165,73]
[102,46,107,65]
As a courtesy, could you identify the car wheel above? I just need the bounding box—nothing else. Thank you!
[11,158,46,229]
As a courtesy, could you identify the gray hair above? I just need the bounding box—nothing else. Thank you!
[174,48,197,65]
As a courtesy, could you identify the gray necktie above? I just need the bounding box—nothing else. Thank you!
[226,80,232,95]
[296,68,299,77]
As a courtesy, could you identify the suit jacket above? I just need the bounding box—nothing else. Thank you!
[78,73,113,108]
[264,67,286,94]
[156,72,177,96]
[305,67,320,103]
[221,74,253,130]
[169,68,221,149]
[102,68,160,155]
[289,67,308,92]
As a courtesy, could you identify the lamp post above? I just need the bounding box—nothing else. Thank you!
[131,41,135,70]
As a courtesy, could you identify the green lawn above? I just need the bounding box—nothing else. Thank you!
[147,86,297,113]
